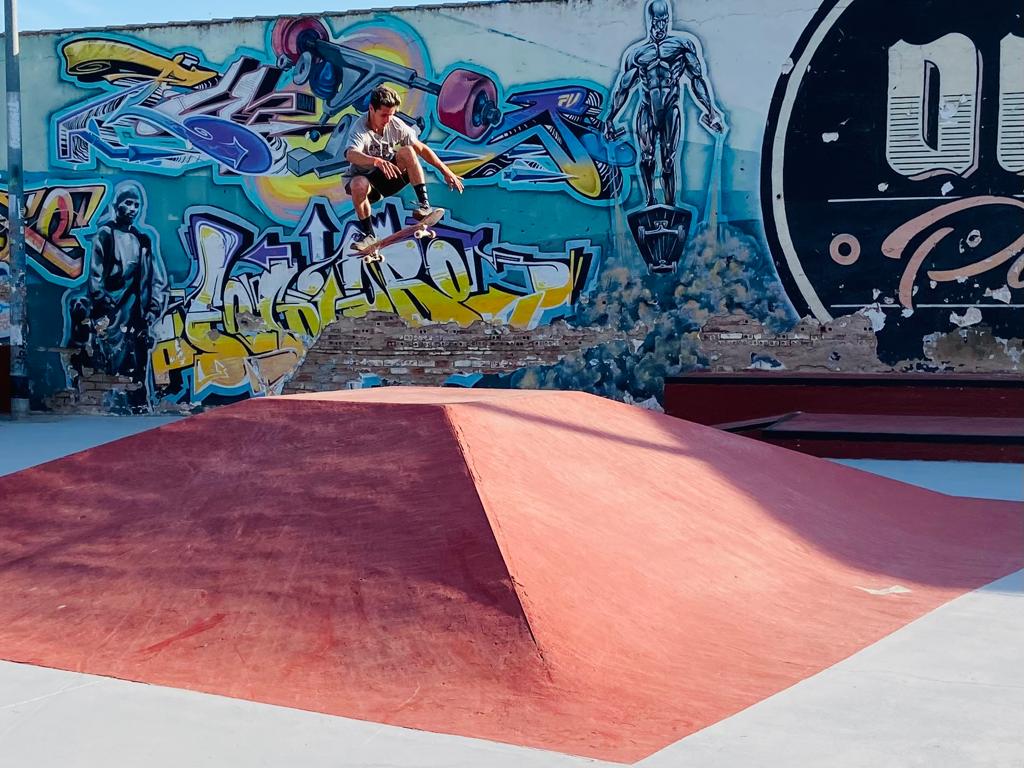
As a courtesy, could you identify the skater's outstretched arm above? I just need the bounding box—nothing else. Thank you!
[412,139,464,193]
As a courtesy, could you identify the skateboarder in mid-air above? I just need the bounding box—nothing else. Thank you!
[345,85,464,250]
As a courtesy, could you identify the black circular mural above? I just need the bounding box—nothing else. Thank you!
[762,0,1024,362]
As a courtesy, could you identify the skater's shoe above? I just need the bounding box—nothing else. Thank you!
[351,231,382,262]
[351,230,378,250]
[412,204,435,221]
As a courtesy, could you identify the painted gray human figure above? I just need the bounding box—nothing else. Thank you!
[607,0,726,207]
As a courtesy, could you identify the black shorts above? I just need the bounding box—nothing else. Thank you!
[345,168,410,203]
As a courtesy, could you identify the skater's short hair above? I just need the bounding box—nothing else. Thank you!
[370,85,402,110]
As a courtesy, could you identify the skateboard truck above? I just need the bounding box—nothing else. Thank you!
[636,219,687,244]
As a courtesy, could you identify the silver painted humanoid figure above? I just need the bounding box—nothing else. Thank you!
[607,0,726,207]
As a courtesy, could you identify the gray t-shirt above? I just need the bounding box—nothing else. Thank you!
[343,115,417,178]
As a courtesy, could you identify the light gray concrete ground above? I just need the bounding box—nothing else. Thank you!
[1,414,1021,766]
[836,459,1023,501]
[0,660,612,768]
[638,569,1024,768]
[0,414,181,476]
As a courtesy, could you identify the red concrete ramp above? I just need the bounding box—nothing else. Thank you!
[0,388,1020,762]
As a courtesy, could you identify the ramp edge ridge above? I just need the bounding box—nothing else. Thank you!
[440,402,553,676]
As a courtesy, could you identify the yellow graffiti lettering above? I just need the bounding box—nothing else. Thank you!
[154,206,593,405]
[2,185,105,278]
[61,38,218,87]
[425,241,473,303]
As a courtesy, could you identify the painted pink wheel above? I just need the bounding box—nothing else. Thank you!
[437,69,499,140]
[272,17,328,63]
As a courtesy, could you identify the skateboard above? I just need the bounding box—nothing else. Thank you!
[61,39,218,87]
[352,208,445,263]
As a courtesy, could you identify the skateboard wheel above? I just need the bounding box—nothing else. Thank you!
[272,17,328,64]
[292,51,313,85]
[437,69,500,140]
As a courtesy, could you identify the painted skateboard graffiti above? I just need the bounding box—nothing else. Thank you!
[273,17,501,139]
[60,38,219,87]
[627,205,692,273]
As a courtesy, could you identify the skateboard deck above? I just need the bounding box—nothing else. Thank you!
[353,208,445,263]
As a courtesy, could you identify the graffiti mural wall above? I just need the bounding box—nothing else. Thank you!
[9,0,1021,413]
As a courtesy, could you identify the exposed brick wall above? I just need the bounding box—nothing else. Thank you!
[284,312,626,392]
[699,313,890,372]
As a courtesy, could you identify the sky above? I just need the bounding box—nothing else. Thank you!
[7,0,469,33]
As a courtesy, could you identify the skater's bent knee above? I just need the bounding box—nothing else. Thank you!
[350,176,370,198]
[395,145,417,165]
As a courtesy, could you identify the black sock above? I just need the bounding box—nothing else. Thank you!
[357,216,375,237]
[414,184,430,208]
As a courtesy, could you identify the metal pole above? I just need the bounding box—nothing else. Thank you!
[4,0,30,417]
